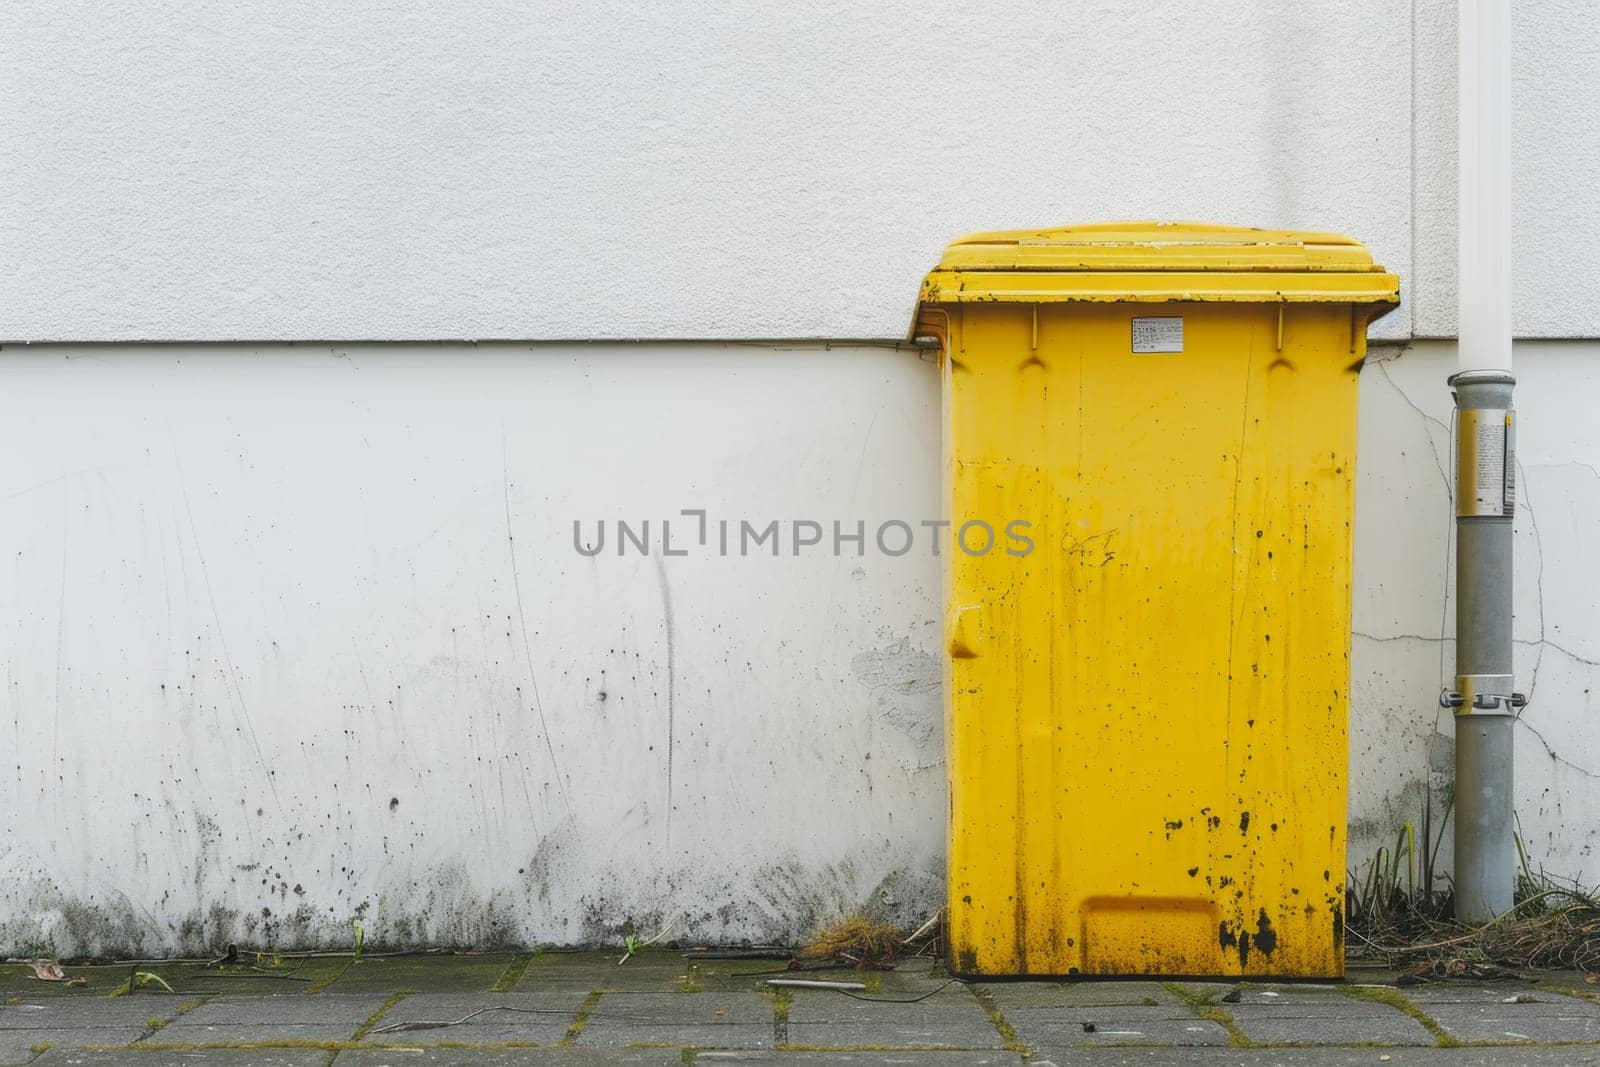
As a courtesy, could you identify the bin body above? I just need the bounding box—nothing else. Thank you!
[917,224,1398,978]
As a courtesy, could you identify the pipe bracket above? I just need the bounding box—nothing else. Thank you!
[1444,674,1524,715]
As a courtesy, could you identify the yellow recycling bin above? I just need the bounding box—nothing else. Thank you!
[914,222,1398,978]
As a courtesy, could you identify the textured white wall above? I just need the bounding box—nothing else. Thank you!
[4,340,1598,955]
[1411,0,1600,337]
[0,0,1413,342]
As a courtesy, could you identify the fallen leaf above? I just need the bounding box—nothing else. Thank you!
[29,961,66,982]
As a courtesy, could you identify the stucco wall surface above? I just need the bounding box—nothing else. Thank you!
[1410,0,1600,337]
[3,340,1597,956]
[0,0,1415,342]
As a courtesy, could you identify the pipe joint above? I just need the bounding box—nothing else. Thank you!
[1448,369,1516,391]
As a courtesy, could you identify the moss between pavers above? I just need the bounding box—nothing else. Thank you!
[519,949,775,993]
[99,1040,352,1051]
[1163,981,1251,1047]
[490,954,535,992]
[523,949,676,970]
[1342,983,1458,1047]
[388,1040,550,1049]
[90,1039,561,1052]
[316,953,521,994]
[966,983,1030,1055]
[561,990,604,1045]
[127,991,212,1044]
[771,1044,991,1053]
[351,988,411,1039]
[299,959,354,995]
[761,983,792,1045]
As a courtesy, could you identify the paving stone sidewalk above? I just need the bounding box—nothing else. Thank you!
[5,953,1600,1065]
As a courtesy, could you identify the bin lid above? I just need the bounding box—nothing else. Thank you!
[916,221,1400,310]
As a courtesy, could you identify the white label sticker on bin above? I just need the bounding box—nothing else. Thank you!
[1132,317,1183,353]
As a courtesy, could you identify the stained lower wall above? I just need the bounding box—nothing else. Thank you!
[1,339,1595,956]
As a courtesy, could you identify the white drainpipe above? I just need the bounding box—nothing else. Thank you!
[1446,0,1519,923]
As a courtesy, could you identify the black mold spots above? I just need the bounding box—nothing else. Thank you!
[1331,903,1345,951]
[1239,811,1250,833]
[1253,910,1277,956]
[1219,913,1275,968]
[388,797,400,811]
[1187,866,1200,878]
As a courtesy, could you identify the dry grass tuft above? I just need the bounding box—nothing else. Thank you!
[1351,875,1600,976]
[796,915,902,970]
